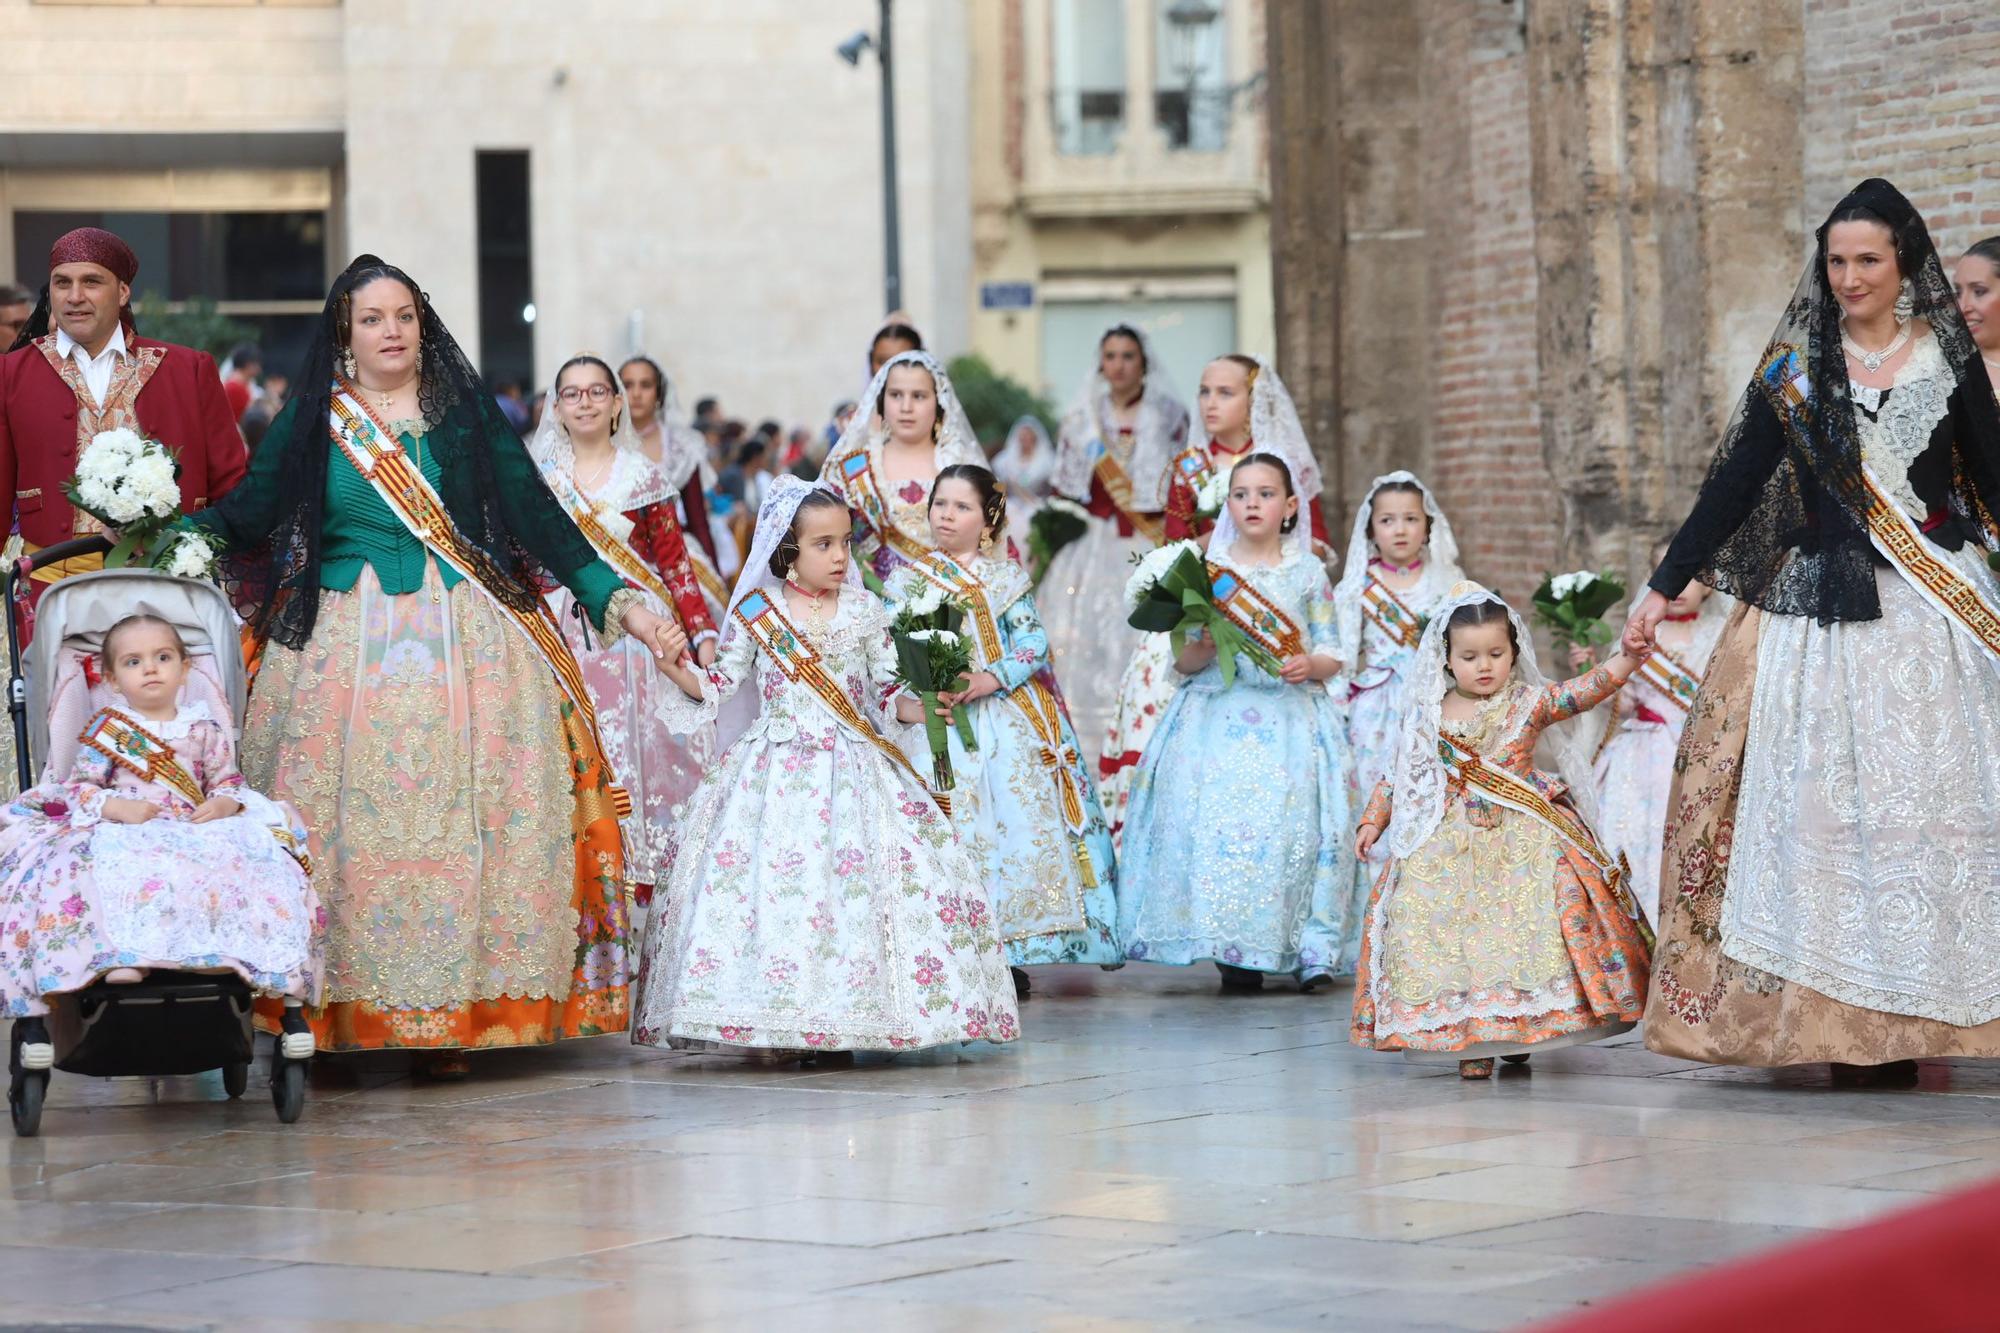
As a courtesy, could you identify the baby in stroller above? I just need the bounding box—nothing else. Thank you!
[0,607,323,1074]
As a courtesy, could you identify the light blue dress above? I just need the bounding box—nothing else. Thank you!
[887,554,1121,967]
[1115,539,1358,979]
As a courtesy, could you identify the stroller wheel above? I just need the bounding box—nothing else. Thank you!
[271,1059,305,1124]
[10,1069,46,1137]
[222,1060,250,1099]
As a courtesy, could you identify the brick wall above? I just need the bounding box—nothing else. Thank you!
[1423,12,1558,612]
[1802,1,2000,255]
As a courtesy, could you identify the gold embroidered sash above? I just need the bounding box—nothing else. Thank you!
[1206,560,1307,660]
[1438,732,1648,942]
[1854,464,2000,663]
[540,467,684,624]
[836,447,932,566]
[81,710,205,808]
[328,389,630,817]
[909,553,1092,839]
[1361,575,1425,650]
[1633,646,1702,714]
[732,588,928,789]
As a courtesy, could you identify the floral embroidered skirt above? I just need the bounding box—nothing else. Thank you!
[633,721,1019,1055]
[244,565,629,1051]
[1590,718,1679,929]
[549,586,714,894]
[1350,799,1651,1057]
[0,806,321,1018]
[1645,599,2000,1065]
[1115,669,1357,977]
[1037,519,1149,769]
[1096,631,1178,845]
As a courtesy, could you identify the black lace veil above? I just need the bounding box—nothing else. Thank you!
[211,254,588,650]
[1657,178,2000,624]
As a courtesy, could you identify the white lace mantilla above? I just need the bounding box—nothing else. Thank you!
[1853,333,1952,519]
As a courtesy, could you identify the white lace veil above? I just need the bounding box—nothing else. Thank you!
[1332,472,1465,669]
[528,358,674,511]
[1385,581,1600,860]
[626,355,709,492]
[1051,323,1190,507]
[993,415,1055,496]
[823,349,984,479]
[723,474,865,639]
[1186,356,1323,504]
[1207,451,1309,566]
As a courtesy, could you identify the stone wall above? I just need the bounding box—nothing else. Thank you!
[1269,0,2000,612]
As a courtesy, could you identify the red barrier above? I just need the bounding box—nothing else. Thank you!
[1535,1176,2000,1333]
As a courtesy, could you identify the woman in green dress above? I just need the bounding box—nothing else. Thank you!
[187,256,680,1076]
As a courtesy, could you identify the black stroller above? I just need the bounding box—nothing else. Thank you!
[4,537,310,1135]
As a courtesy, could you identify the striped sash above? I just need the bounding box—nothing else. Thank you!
[910,553,1092,840]
[1206,560,1307,660]
[81,710,204,807]
[540,468,683,623]
[731,589,928,789]
[1633,646,1702,714]
[328,389,630,817]
[837,448,932,566]
[1361,575,1425,649]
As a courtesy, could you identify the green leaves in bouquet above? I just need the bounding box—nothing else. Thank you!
[1028,504,1088,586]
[1530,570,1628,650]
[1126,547,1283,687]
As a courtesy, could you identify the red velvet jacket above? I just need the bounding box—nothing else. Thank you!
[0,335,246,547]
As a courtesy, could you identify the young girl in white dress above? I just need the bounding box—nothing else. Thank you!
[632,476,1019,1060]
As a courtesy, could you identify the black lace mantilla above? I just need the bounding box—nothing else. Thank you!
[1652,178,2000,624]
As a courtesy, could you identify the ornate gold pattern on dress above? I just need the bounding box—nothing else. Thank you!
[242,571,578,1011]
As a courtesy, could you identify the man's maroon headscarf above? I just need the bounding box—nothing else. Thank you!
[49,227,138,285]
[46,226,139,337]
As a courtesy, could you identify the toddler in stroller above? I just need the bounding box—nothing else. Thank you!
[0,561,323,1132]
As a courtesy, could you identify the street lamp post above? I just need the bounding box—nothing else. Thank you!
[838,0,901,316]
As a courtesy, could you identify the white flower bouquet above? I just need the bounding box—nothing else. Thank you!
[1531,568,1628,650]
[889,582,979,789]
[1027,495,1091,586]
[153,529,220,582]
[63,428,189,569]
[1194,470,1231,523]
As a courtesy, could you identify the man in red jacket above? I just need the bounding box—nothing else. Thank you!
[0,227,246,593]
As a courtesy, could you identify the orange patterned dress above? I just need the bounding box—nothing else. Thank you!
[1351,666,1652,1056]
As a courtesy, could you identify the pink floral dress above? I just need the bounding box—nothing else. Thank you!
[0,702,323,1017]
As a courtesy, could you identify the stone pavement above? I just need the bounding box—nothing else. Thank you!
[5,965,1998,1332]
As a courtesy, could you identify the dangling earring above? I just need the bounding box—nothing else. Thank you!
[1895,277,1915,322]
[340,346,357,380]
[930,415,942,443]
[413,345,423,376]
[978,528,996,554]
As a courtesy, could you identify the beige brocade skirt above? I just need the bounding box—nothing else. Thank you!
[239,565,581,1013]
[1643,602,2000,1065]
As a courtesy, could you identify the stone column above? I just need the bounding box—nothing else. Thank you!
[1264,0,1345,510]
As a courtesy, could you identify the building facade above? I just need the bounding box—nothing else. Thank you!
[967,0,1273,405]
[0,0,971,426]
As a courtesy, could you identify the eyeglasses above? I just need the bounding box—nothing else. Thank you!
[557,384,616,404]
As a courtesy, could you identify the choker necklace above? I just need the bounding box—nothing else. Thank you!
[785,577,833,631]
[1664,611,1699,623]
[1841,317,1911,374]
[1370,555,1424,576]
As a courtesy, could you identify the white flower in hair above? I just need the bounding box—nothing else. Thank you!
[1123,539,1201,613]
